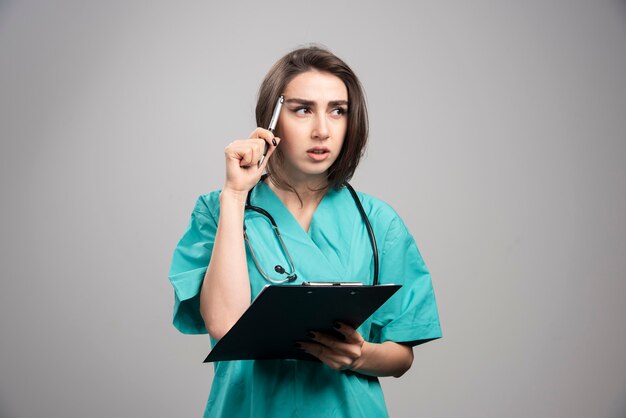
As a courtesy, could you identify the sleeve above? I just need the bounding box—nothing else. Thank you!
[368,216,442,346]
[168,195,218,334]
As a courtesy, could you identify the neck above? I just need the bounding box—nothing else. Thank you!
[265,175,329,233]
[265,175,328,208]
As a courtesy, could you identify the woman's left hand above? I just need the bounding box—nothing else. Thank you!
[297,322,365,371]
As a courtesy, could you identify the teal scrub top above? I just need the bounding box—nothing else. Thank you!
[169,182,442,418]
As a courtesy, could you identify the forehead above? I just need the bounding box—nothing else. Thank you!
[283,70,348,101]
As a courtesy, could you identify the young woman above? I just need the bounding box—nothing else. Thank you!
[169,46,441,417]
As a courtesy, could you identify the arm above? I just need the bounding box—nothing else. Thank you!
[298,323,414,378]
[353,340,413,378]
[200,190,249,340]
[199,128,280,340]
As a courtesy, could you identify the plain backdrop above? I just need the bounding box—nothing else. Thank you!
[1,1,625,417]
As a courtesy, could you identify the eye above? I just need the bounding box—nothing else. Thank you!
[330,107,348,117]
[292,106,311,115]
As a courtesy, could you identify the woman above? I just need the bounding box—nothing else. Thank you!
[169,46,441,417]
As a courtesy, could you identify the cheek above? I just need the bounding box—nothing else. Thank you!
[277,133,300,157]
[334,116,348,133]
[280,124,310,149]
[334,123,348,146]
[277,120,300,141]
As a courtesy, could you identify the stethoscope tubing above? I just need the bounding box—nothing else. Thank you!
[344,182,379,286]
[244,178,379,286]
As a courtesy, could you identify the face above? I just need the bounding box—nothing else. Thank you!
[276,70,348,183]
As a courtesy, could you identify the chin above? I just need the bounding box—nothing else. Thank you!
[302,165,332,177]
[285,160,335,180]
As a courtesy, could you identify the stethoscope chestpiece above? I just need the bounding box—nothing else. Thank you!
[275,265,297,282]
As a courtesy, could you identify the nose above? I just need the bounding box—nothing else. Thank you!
[311,113,330,141]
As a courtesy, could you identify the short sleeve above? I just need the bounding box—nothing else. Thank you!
[369,216,442,346]
[168,195,218,334]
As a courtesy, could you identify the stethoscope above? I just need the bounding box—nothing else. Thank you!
[244,177,379,286]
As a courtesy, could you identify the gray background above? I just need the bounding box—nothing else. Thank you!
[1,1,625,417]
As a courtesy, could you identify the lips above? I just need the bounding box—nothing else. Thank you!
[306,147,330,161]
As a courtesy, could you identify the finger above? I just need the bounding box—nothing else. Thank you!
[332,322,364,345]
[225,142,246,165]
[248,137,266,152]
[226,138,264,154]
[308,331,343,349]
[239,148,254,167]
[249,127,276,143]
[308,331,362,358]
[258,136,281,170]
[249,137,267,164]
[240,135,267,168]
[248,140,263,167]
[297,341,356,371]
[226,140,264,167]
[250,128,277,152]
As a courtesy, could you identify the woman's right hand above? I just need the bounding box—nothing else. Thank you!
[205,128,278,339]
[223,128,280,196]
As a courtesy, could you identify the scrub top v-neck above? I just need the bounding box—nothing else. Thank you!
[244,181,361,288]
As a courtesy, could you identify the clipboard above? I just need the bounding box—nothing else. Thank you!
[204,283,401,362]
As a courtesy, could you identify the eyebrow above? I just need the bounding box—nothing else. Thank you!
[284,98,349,107]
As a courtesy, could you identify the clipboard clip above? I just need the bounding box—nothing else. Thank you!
[302,282,364,286]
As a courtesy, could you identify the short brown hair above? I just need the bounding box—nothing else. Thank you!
[256,46,369,191]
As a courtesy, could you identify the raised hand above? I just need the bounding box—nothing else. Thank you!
[223,127,280,195]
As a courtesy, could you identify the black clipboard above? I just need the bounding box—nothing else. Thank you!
[204,283,401,362]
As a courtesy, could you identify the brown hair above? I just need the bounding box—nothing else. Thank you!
[256,46,369,192]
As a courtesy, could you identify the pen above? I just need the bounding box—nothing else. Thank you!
[258,95,284,167]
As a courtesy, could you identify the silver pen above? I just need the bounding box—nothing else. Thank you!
[258,95,284,167]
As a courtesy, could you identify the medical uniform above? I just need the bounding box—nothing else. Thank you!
[169,181,441,418]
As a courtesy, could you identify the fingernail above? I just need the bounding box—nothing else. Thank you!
[307,331,316,339]
[333,322,341,330]
[272,138,277,146]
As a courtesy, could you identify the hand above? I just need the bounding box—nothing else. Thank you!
[297,322,366,371]
[223,128,280,195]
